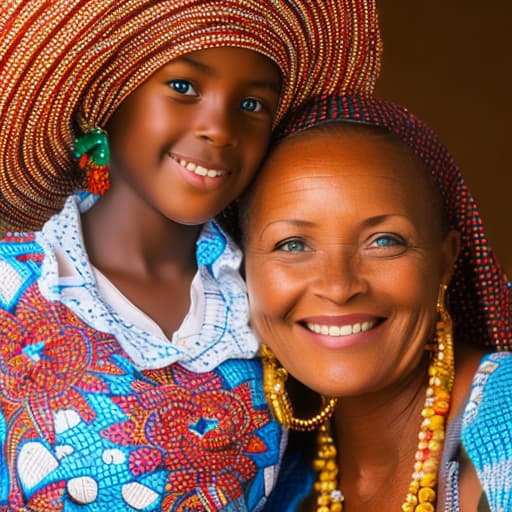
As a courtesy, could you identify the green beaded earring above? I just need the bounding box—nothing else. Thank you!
[73,127,110,195]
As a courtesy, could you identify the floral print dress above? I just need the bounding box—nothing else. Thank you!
[0,197,282,512]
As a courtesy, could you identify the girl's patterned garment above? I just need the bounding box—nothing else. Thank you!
[0,196,283,511]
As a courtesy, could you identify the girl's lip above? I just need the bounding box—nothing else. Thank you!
[169,153,231,191]
[299,314,384,349]
[170,153,230,177]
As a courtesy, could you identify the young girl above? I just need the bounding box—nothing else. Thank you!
[0,1,382,510]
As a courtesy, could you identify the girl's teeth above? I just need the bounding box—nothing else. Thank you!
[306,321,375,337]
[179,158,223,177]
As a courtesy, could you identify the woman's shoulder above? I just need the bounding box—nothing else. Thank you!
[461,351,512,511]
[462,351,512,426]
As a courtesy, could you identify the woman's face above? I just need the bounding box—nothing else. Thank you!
[244,126,460,398]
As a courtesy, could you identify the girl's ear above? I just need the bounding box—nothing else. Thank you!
[440,229,461,285]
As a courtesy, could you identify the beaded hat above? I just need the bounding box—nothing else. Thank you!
[0,0,382,231]
[273,93,512,350]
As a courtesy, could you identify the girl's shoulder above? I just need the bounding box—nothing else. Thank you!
[0,231,44,311]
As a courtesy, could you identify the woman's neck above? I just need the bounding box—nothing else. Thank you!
[331,355,430,510]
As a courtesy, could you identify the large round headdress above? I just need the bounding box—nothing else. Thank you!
[0,0,382,231]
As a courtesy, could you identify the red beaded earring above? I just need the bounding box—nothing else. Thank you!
[73,128,110,195]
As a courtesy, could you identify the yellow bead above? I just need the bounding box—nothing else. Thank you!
[420,473,436,488]
[404,493,418,505]
[427,415,445,430]
[415,503,435,512]
[431,430,445,441]
[319,470,333,481]
[319,481,336,492]
[317,507,330,512]
[428,439,441,450]
[409,480,420,493]
[401,503,415,512]
[326,460,338,471]
[317,495,331,506]
[313,459,326,471]
[332,503,343,512]
[418,487,436,503]
[422,459,437,473]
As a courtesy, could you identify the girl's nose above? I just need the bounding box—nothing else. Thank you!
[194,100,238,148]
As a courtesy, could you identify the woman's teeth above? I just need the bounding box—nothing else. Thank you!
[306,320,376,337]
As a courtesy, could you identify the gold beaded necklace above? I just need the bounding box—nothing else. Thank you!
[312,285,455,512]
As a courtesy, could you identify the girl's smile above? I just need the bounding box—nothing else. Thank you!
[104,46,281,226]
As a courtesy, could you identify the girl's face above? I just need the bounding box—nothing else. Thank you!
[106,47,281,225]
[244,127,460,398]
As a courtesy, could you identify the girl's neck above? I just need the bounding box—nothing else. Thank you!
[81,191,201,277]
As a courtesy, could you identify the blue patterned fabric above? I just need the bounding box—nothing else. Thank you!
[0,197,283,511]
[462,352,512,512]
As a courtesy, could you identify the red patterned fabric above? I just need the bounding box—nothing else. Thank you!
[0,281,280,510]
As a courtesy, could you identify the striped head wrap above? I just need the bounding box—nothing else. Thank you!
[273,93,512,350]
[0,0,382,231]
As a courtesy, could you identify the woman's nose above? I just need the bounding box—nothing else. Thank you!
[312,249,368,304]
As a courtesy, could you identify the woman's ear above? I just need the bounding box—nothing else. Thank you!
[440,229,461,285]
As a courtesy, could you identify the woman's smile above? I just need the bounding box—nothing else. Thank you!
[303,314,380,336]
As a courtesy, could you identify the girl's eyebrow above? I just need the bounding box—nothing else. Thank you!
[176,55,281,94]
[177,55,215,75]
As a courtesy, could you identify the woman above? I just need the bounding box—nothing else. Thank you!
[241,94,512,511]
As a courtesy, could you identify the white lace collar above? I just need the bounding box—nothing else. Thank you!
[35,196,258,372]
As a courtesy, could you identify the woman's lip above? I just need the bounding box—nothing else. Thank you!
[299,314,384,349]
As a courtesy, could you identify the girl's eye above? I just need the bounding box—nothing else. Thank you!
[276,238,307,252]
[169,79,197,96]
[240,98,263,113]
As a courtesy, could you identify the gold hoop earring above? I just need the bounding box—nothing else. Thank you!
[260,344,337,431]
[433,283,455,389]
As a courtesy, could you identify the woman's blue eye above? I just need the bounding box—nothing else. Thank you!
[279,239,306,252]
[367,234,407,256]
[169,79,197,96]
[241,98,262,112]
[374,235,401,247]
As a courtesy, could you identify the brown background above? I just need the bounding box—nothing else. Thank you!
[375,3,511,274]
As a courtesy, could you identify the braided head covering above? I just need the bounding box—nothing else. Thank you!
[273,93,512,350]
[0,0,382,231]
